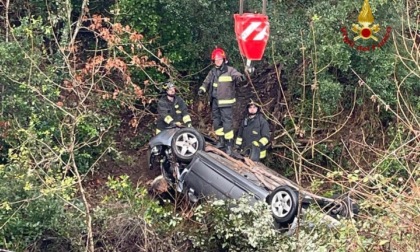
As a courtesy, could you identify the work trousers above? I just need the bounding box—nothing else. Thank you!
[211,99,234,140]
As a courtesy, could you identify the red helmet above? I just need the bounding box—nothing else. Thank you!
[211,48,226,60]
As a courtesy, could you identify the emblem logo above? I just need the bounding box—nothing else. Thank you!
[340,0,391,51]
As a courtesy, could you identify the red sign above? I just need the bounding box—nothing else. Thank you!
[234,13,269,60]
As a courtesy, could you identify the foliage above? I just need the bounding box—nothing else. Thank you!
[0,0,419,250]
[188,197,283,251]
[0,2,173,250]
[317,78,344,115]
[300,181,420,251]
[269,0,406,117]
[0,157,85,250]
[188,196,415,251]
[264,0,418,186]
[94,175,189,251]
[114,0,243,78]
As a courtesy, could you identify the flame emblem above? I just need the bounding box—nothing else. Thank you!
[351,0,380,41]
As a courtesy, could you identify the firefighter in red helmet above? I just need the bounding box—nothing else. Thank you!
[198,48,245,155]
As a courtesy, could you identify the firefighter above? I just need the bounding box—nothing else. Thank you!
[235,100,270,161]
[198,48,244,155]
[156,82,192,134]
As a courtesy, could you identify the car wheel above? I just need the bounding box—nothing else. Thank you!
[171,128,204,163]
[268,186,299,225]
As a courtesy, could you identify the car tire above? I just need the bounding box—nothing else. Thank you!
[268,186,299,225]
[243,145,260,161]
[171,128,204,163]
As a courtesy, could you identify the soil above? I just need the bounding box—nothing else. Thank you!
[83,126,161,204]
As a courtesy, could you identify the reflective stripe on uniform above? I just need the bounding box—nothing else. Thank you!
[218,98,236,105]
[175,104,179,108]
[199,86,206,92]
[164,115,173,124]
[183,115,192,123]
[260,149,266,159]
[176,110,182,114]
[213,83,218,87]
[224,130,234,140]
[218,76,233,82]
[215,127,224,136]
[259,137,269,146]
[156,129,161,135]
[235,137,243,145]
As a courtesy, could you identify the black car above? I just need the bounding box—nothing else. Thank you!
[148,127,357,226]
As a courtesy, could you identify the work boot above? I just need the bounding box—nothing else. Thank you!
[215,137,225,149]
[225,139,233,156]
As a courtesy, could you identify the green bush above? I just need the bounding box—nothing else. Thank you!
[189,197,286,251]
[93,175,187,251]
[0,161,84,250]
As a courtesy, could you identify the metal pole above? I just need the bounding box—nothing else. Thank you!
[5,0,9,42]
[240,0,267,15]
[262,0,267,15]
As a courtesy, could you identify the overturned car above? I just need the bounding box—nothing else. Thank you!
[148,127,358,226]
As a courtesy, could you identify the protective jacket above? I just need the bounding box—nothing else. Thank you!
[156,95,191,133]
[236,113,270,159]
[199,64,243,107]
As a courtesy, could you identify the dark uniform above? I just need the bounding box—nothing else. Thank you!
[156,95,191,134]
[235,107,270,160]
[199,64,243,143]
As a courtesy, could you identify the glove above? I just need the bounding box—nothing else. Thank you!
[175,122,182,127]
[252,141,260,147]
[198,89,205,97]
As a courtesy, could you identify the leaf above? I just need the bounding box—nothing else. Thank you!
[379,240,389,246]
